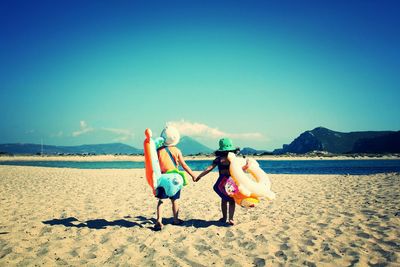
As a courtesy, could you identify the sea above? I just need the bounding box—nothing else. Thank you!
[1,159,400,175]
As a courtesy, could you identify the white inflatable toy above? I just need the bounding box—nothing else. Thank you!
[227,152,276,207]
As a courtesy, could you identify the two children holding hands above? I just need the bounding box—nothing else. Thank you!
[153,126,239,230]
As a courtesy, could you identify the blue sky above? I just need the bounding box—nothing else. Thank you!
[1,0,399,150]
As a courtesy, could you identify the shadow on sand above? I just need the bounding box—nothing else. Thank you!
[42,217,143,229]
[134,216,229,230]
[43,216,228,231]
[180,219,229,228]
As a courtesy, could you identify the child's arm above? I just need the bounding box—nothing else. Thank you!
[177,152,197,181]
[195,164,216,182]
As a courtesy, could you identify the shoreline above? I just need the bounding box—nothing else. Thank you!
[0,154,399,162]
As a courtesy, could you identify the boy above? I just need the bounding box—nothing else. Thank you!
[154,126,196,231]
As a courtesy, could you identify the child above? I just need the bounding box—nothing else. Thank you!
[195,138,240,225]
[154,125,197,231]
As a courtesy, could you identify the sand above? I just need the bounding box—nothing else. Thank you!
[0,166,399,266]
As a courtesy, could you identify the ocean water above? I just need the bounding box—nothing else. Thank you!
[1,159,400,175]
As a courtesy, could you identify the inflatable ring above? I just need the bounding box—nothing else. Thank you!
[225,177,260,207]
[227,152,276,206]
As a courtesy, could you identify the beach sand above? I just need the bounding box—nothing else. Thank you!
[0,166,399,266]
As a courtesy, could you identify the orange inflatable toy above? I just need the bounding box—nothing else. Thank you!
[144,128,161,196]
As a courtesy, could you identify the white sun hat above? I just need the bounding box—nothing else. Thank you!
[160,125,180,146]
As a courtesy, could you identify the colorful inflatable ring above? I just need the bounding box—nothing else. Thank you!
[227,152,276,207]
[167,168,188,186]
[225,177,260,207]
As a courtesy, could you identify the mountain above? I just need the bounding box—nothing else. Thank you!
[352,131,400,153]
[59,143,143,154]
[176,136,213,155]
[240,147,272,155]
[273,127,400,154]
[0,137,214,156]
[0,143,142,155]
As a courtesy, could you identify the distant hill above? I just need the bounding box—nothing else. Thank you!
[352,131,400,153]
[0,143,143,155]
[240,147,272,155]
[176,136,213,155]
[274,127,400,154]
[0,137,214,156]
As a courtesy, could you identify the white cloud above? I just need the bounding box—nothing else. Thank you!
[102,128,134,142]
[51,131,64,138]
[72,120,94,137]
[80,121,87,128]
[71,121,134,142]
[167,120,264,140]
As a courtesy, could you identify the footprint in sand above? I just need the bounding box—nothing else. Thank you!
[321,243,331,252]
[88,244,98,254]
[0,247,12,259]
[303,260,317,267]
[36,246,49,257]
[174,249,187,259]
[280,243,290,250]
[356,232,371,239]
[224,257,238,266]
[194,243,212,253]
[330,251,342,259]
[55,257,68,265]
[69,249,79,258]
[361,209,376,216]
[126,236,137,243]
[84,252,97,259]
[375,247,397,262]
[304,239,315,246]
[113,247,125,256]
[100,233,110,244]
[223,230,235,242]
[238,240,256,250]
[342,211,354,217]
[383,240,399,249]
[253,257,266,267]
[39,226,52,236]
[274,250,288,261]
[255,234,268,243]
[335,228,343,236]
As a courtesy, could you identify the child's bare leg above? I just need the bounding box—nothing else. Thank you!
[228,199,235,225]
[156,199,164,227]
[220,199,228,222]
[171,199,180,223]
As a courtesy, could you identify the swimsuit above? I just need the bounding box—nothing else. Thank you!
[212,156,234,202]
[155,187,181,200]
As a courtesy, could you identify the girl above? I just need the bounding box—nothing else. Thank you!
[195,138,240,225]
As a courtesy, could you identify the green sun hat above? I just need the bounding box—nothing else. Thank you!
[217,138,237,151]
